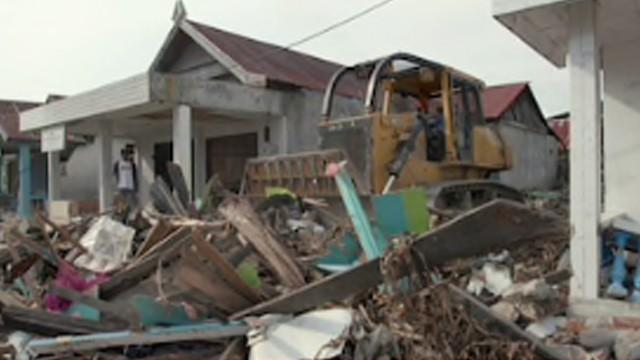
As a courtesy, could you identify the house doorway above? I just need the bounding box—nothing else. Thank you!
[206,133,258,192]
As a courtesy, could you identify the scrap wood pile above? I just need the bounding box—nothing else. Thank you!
[0,162,605,360]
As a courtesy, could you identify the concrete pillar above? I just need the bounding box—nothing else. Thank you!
[136,138,155,206]
[172,104,192,197]
[568,0,601,299]
[97,121,113,212]
[17,144,32,219]
[193,130,207,199]
[279,116,289,154]
[47,151,61,201]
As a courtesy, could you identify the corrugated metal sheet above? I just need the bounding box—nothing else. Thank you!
[0,100,41,142]
[483,83,528,120]
[189,21,364,99]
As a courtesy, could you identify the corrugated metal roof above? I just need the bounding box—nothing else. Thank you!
[188,21,364,98]
[0,100,41,142]
[483,82,529,120]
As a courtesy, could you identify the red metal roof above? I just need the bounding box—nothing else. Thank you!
[483,82,529,120]
[188,21,363,98]
[0,100,41,142]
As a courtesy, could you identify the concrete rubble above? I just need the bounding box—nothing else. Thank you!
[0,163,630,360]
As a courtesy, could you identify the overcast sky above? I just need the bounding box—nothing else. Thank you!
[0,0,568,116]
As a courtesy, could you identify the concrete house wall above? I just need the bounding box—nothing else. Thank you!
[603,39,640,219]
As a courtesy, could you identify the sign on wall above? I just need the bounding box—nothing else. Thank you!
[41,125,66,152]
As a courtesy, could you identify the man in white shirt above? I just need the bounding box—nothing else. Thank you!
[113,148,138,209]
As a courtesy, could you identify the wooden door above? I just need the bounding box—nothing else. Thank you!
[206,133,258,192]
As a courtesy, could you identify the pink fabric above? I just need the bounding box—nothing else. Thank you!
[45,262,110,313]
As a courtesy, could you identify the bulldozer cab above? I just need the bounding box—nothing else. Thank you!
[319,53,508,195]
[242,53,512,199]
[323,54,485,161]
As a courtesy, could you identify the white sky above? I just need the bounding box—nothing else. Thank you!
[0,0,568,116]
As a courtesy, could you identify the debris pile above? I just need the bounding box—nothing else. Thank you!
[0,162,609,360]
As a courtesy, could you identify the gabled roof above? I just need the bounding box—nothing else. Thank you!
[483,82,529,120]
[0,100,41,142]
[159,18,363,98]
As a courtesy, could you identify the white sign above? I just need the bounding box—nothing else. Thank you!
[41,125,67,153]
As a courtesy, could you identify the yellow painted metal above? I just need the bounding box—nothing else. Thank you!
[241,63,513,199]
[440,71,459,161]
[473,126,512,169]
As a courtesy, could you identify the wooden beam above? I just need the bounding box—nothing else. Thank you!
[219,196,306,289]
[101,227,191,300]
[231,200,560,319]
[191,230,261,303]
[1,306,123,336]
[135,219,173,258]
[448,285,565,360]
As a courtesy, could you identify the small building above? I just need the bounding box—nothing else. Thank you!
[0,100,49,214]
[483,83,562,190]
[493,0,640,300]
[19,4,362,211]
[0,99,93,216]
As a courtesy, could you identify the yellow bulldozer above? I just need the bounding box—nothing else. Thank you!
[241,53,522,215]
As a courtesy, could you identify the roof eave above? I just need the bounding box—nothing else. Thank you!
[492,0,582,68]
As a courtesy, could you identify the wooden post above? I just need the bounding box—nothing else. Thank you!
[173,104,192,198]
[97,121,113,212]
[17,144,32,219]
[569,0,601,299]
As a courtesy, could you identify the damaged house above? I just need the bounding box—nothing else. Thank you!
[19,7,362,212]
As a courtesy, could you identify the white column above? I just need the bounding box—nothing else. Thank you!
[173,104,192,197]
[47,151,61,201]
[569,0,601,299]
[136,138,155,206]
[193,130,207,199]
[97,120,113,212]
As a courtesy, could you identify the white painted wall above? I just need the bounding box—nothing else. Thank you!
[55,88,360,203]
[603,39,640,219]
[496,121,560,190]
[59,138,130,201]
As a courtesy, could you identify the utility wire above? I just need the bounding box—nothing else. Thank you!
[236,0,398,68]
[283,0,397,51]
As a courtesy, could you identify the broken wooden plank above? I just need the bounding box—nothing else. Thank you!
[219,196,305,289]
[7,229,59,266]
[1,306,123,336]
[151,177,187,216]
[231,200,560,319]
[448,285,566,360]
[135,218,173,259]
[191,230,261,303]
[101,228,191,300]
[175,251,252,314]
[166,162,190,209]
[37,211,87,254]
